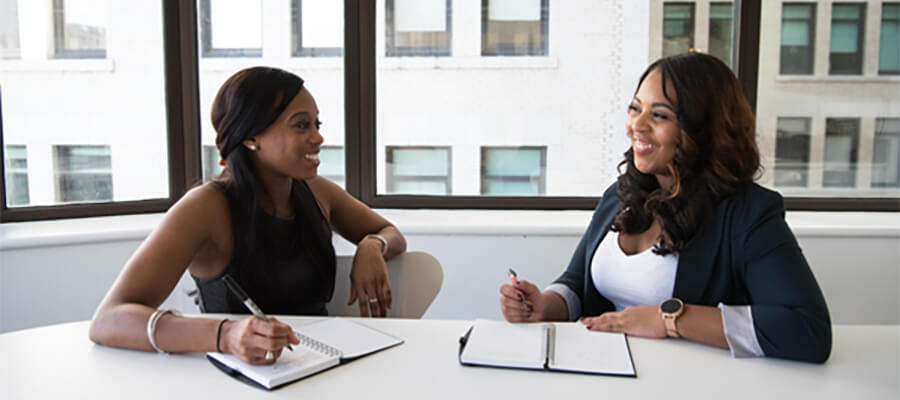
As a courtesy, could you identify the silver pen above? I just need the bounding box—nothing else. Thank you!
[222,274,293,351]
[507,268,527,306]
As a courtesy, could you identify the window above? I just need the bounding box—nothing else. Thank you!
[823,118,860,188]
[0,0,20,59]
[385,147,451,195]
[873,118,900,188]
[880,3,900,75]
[780,3,816,75]
[830,3,866,75]
[774,118,811,187]
[708,2,734,67]
[663,3,695,56]
[385,0,451,57]
[481,147,546,195]
[319,146,345,188]
[202,145,223,182]
[481,0,549,56]
[292,0,342,57]
[52,0,107,58]
[53,145,113,203]
[199,0,262,57]
[4,145,29,206]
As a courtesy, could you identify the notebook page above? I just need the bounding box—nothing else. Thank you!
[207,345,339,388]
[294,318,403,359]
[459,319,547,369]
[549,323,635,376]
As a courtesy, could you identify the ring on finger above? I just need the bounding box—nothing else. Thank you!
[368,297,379,304]
[265,350,274,361]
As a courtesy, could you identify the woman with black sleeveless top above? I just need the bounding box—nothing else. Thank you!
[89,67,406,365]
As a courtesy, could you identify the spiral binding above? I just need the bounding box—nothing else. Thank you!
[296,332,342,358]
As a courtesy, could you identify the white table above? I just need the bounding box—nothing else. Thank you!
[1,318,897,399]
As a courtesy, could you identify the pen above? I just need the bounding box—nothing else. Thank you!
[507,268,527,306]
[221,274,293,352]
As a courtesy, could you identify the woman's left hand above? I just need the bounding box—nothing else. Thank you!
[580,305,667,338]
[348,239,392,317]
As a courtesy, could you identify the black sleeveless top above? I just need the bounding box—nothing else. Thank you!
[192,180,336,315]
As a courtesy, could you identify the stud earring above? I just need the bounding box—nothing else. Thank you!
[249,144,257,151]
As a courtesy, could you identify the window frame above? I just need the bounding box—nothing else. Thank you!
[480,0,550,57]
[828,2,866,75]
[51,0,108,59]
[0,0,897,223]
[708,2,735,67]
[384,146,453,195]
[780,2,817,75]
[291,0,343,57]
[384,0,452,57]
[480,146,547,195]
[662,2,696,57]
[198,0,263,58]
[879,2,900,75]
[872,118,900,188]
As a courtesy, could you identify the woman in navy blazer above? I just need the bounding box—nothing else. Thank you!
[499,53,831,363]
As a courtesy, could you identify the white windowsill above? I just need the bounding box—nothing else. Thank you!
[1,209,898,251]
[774,75,900,83]
[0,58,116,73]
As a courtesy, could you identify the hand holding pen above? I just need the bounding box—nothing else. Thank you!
[499,268,541,323]
[221,275,299,364]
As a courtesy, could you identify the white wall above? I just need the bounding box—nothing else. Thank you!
[1,210,898,333]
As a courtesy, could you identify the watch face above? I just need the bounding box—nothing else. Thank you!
[661,299,682,314]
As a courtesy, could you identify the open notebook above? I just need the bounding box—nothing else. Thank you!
[458,319,636,377]
[208,318,403,390]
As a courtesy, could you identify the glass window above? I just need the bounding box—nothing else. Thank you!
[53,145,113,203]
[4,145,29,206]
[202,145,223,182]
[0,0,20,59]
[385,0,451,57]
[481,0,549,56]
[52,0,107,58]
[481,147,546,195]
[1,1,169,209]
[292,0,343,57]
[880,3,900,75]
[708,2,734,68]
[823,118,860,188]
[199,0,262,57]
[385,147,451,195]
[780,3,816,75]
[873,118,900,188]
[319,145,345,188]
[663,3,695,56]
[830,3,866,75]
[774,118,811,187]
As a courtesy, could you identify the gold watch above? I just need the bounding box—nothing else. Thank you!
[659,298,684,338]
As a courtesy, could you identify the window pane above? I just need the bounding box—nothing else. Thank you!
[758,2,899,199]
[53,0,107,58]
[197,1,345,192]
[386,147,450,195]
[377,1,712,198]
[873,118,900,187]
[0,0,20,59]
[482,0,549,56]
[54,145,113,202]
[4,145,29,205]
[708,2,734,68]
[775,118,811,187]
[663,3,695,56]
[780,3,816,75]
[293,0,343,57]
[880,3,900,74]
[482,147,546,195]
[829,4,865,75]
[1,2,169,207]
[199,0,262,57]
[386,0,451,56]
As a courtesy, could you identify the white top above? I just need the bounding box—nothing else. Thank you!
[547,230,764,358]
[590,230,679,311]
[0,319,896,399]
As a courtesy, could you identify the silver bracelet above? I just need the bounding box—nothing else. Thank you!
[364,233,389,257]
[146,309,180,354]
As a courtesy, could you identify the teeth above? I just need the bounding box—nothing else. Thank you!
[634,140,656,151]
[305,154,319,161]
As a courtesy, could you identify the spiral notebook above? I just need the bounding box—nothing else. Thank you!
[458,319,636,377]
[208,318,403,390]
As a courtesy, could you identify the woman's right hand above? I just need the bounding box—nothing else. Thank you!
[499,280,545,322]
[220,317,299,365]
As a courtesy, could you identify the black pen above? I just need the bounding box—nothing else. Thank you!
[222,274,293,351]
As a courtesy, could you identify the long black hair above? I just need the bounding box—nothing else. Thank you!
[210,66,335,296]
[611,53,760,255]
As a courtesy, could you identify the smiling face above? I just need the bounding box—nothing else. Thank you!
[245,88,324,181]
[626,68,683,189]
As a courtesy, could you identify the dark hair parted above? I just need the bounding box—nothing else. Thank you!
[209,66,334,285]
[612,52,760,255]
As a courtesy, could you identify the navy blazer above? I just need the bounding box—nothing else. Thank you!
[554,182,832,363]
